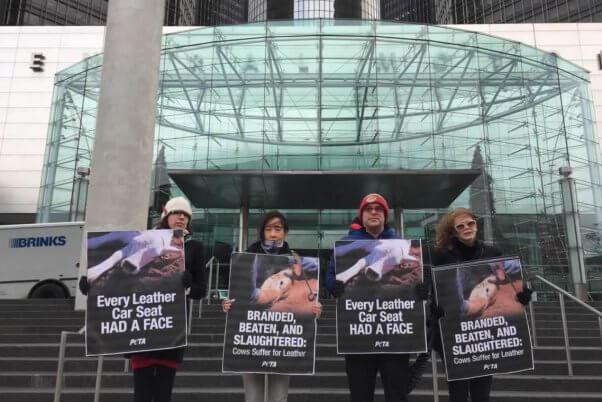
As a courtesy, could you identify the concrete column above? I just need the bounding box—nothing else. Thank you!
[394,206,404,237]
[76,0,165,310]
[559,167,588,301]
[239,206,249,252]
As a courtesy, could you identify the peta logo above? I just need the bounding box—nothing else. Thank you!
[9,236,66,248]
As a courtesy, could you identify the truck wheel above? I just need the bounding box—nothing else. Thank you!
[29,283,68,299]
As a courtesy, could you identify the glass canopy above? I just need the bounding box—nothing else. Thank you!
[37,19,602,294]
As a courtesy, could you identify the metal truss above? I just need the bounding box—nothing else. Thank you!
[52,28,590,150]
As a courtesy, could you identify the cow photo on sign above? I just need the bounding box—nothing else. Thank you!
[222,252,319,374]
[85,230,188,356]
[432,256,534,381]
[334,239,427,354]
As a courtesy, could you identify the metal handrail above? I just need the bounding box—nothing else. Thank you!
[205,256,216,304]
[53,326,85,402]
[56,258,218,402]
[533,275,602,317]
[430,351,439,402]
[188,298,195,334]
[531,274,602,376]
[188,297,208,334]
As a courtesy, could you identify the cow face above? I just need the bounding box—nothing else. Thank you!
[465,275,498,315]
[256,269,294,304]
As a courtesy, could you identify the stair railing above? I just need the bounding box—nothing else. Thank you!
[205,256,216,304]
[55,259,218,402]
[188,296,208,334]
[54,325,103,402]
[430,351,439,402]
[531,274,602,376]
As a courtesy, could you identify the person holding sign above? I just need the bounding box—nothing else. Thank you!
[222,210,322,402]
[429,207,532,402]
[80,196,205,402]
[326,193,428,402]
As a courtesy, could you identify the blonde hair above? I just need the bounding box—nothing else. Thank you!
[435,207,477,250]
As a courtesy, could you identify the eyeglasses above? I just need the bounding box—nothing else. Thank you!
[454,220,476,231]
[264,225,284,232]
[364,205,384,213]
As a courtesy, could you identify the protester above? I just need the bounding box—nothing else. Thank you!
[222,210,321,402]
[80,196,205,402]
[326,193,427,402]
[429,207,532,402]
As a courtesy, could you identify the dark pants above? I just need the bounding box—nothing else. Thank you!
[447,376,492,402]
[133,366,177,402]
[345,354,409,402]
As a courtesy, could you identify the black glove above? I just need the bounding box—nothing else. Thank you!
[189,284,206,300]
[78,276,90,296]
[407,353,429,393]
[516,287,533,305]
[430,302,445,319]
[331,280,345,298]
[182,271,193,288]
[414,283,429,300]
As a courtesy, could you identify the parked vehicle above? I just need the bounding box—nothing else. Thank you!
[0,222,84,298]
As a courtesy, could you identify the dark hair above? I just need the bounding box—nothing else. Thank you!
[258,210,289,240]
[159,213,193,235]
[435,207,477,250]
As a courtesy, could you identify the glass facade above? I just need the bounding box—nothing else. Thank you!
[296,0,335,19]
[38,20,602,294]
[381,0,602,23]
[1,0,198,26]
[381,0,436,23]
[1,0,108,25]
[249,0,380,20]
[444,0,602,23]
[198,0,248,26]
[164,0,197,25]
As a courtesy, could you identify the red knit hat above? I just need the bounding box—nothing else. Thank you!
[358,193,389,221]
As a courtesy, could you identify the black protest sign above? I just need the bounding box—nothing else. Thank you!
[85,230,187,356]
[432,256,534,381]
[222,252,319,374]
[335,239,427,354]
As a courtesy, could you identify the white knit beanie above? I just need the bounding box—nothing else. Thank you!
[161,197,192,220]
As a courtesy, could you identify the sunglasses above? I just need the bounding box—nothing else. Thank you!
[454,220,476,231]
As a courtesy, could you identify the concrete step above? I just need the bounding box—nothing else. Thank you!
[2,356,600,376]
[0,302,599,314]
[1,388,601,402]
[2,299,602,402]
[0,343,601,366]
[2,371,602,392]
[1,330,600,345]
[2,316,601,328]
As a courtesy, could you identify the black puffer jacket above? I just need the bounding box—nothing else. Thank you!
[428,239,502,354]
[128,238,205,363]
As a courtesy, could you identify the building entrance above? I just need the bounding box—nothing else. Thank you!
[170,169,480,295]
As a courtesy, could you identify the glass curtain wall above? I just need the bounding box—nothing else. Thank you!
[438,0,601,23]
[38,20,602,293]
[1,0,198,26]
[249,0,380,20]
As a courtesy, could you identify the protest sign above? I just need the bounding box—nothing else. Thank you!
[335,239,427,354]
[85,230,187,356]
[432,256,534,380]
[222,252,319,374]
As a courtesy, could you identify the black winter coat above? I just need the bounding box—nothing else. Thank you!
[128,238,205,364]
[428,239,502,354]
